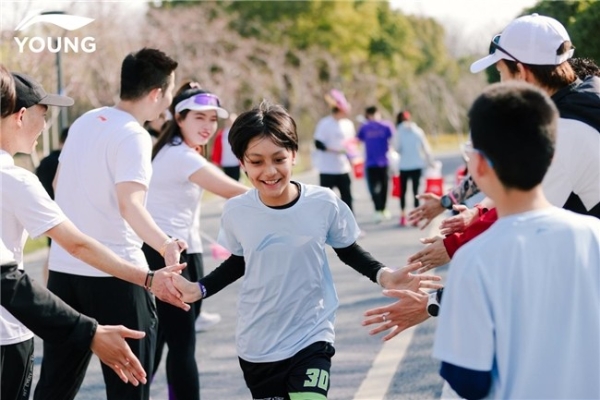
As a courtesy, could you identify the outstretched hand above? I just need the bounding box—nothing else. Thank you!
[90,325,147,385]
[379,262,442,292]
[171,273,203,303]
[407,236,451,273]
[407,193,445,229]
[438,205,478,236]
[363,289,430,341]
[151,263,190,311]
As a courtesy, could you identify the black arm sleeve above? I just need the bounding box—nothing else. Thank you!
[314,139,327,151]
[199,254,245,298]
[333,243,385,283]
[1,263,97,350]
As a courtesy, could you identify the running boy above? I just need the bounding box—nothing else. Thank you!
[173,101,441,399]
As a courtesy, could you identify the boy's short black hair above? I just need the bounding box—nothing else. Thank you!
[228,100,298,161]
[469,81,557,190]
[120,48,178,101]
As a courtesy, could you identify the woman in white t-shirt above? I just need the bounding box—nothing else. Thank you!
[142,82,248,400]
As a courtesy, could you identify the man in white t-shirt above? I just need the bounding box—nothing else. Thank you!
[34,49,185,400]
[433,82,600,399]
[313,90,356,212]
[1,69,188,400]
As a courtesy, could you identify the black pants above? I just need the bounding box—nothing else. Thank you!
[143,244,204,400]
[366,166,389,212]
[319,173,353,212]
[1,338,34,400]
[400,169,422,211]
[239,341,335,400]
[34,272,157,400]
[223,166,241,181]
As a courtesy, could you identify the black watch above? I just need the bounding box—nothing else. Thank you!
[426,288,444,317]
[440,195,453,210]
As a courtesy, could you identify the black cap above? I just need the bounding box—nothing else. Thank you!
[12,72,74,113]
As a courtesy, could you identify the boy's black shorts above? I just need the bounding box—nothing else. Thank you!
[239,341,335,400]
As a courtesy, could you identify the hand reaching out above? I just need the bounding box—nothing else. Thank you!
[362,289,430,341]
[378,262,442,292]
[151,263,190,311]
[407,193,445,229]
[407,236,451,273]
[171,273,203,303]
[439,205,479,236]
[90,325,147,386]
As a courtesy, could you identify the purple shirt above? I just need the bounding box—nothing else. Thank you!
[357,120,393,167]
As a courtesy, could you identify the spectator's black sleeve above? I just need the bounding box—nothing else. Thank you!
[199,254,245,298]
[314,139,327,151]
[334,242,385,283]
[1,262,97,351]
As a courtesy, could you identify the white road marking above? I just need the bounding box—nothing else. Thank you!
[352,326,417,400]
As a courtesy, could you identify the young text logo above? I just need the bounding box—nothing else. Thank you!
[14,10,96,53]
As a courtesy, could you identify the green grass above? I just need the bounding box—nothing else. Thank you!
[23,236,49,254]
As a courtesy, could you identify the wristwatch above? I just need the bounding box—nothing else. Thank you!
[440,194,454,210]
[427,288,444,317]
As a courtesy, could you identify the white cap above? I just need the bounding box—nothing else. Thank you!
[470,14,574,73]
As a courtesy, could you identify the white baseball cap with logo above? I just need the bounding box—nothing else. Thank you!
[470,13,575,73]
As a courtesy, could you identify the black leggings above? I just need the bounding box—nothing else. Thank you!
[366,166,389,212]
[143,244,204,400]
[400,169,422,211]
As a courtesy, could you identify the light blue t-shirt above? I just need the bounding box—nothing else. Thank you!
[218,183,360,362]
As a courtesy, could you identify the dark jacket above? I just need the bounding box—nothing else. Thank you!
[1,262,97,350]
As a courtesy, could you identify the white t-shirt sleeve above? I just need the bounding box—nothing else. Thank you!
[10,175,66,239]
[314,119,328,143]
[325,196,360,248]
[217,205,244,256]
[433,249,495,372]
[180,149,208,180]
[113,131,153,187]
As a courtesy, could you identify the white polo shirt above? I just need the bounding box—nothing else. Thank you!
[49,107,153,276]
[0,150,67,345]
[146,143,207,254]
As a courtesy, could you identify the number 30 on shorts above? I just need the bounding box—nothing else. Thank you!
[303,368,329,390]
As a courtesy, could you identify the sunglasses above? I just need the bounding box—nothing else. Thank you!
[174,93,222,114]
[461,141,494,167]
[488,34,523,64]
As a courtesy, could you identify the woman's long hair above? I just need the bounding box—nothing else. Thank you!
[152,81,210,160]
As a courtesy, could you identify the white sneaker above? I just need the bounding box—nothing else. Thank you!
[195,311,222,332]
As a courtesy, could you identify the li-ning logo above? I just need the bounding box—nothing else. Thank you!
[14,10,96,53]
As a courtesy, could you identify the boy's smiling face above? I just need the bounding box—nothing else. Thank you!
[241,135,297,207]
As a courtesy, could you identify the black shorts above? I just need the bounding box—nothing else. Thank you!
[239,341,335,400]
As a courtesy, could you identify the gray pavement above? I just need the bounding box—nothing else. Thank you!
[24,153,463,399]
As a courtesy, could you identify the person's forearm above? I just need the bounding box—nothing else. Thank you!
[448,174,480,204]
[47,221,147,287]
[334,243,385,283]
[1,262,98,349]
[118,197,171,253]
[200,254,245,298]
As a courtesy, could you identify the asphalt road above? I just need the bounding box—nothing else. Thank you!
[25,152,464,399]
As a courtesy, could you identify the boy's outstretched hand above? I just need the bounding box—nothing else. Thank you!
[171,274,203,303]
[378,262,442,292]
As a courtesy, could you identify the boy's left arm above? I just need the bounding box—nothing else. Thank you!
[333,243,441,291]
